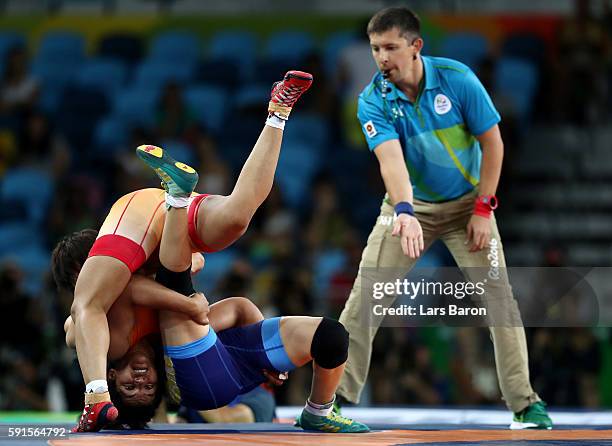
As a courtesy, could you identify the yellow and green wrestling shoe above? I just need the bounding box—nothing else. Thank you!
[295,409,370,433]
[510,401,553,430]
[136,144,199,197]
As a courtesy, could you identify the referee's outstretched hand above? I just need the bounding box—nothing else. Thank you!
[392,213,424,258]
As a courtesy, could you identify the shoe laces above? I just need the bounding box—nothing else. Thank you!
[276,84,305,105]
[327,412,353,426]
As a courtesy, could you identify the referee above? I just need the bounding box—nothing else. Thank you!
[335,7,552,430]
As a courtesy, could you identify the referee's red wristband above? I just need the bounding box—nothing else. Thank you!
[473,195,498,218]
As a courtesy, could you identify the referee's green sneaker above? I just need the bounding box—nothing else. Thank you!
[136,144,198,197]
[510,401,553,430]
[295,409,370,433]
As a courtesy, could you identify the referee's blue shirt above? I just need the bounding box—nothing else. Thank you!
[358,55,500,202]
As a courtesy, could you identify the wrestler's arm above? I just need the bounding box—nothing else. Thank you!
[124,274,209,325]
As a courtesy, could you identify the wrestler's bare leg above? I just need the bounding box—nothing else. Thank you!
[195,72,313,251]
[71,257,131,384]
[279,317,345,405]
[156,202,210,346]
[73,190,165,382]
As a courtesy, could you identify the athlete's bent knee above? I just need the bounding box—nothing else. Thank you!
[310,317,348,369]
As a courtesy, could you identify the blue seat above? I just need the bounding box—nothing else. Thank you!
[93,116,128,152]
[233,84,269,110]
[0,168,54,225]
[283,113,329,150]
[494,57,538,119]
[75,58,127,99]
[2,246,50,295]
[149,31,200,65]
[191,249,238,295]
[0,223,41,255]
[0,31,26,62]
[276,141,320,207]
[113,86,160,128]
[97,33,144,65]
[197,58,240,88]
[57,85,109,152]
[252,58,294,84]
[439,32,488,70]
[501,33,546,66]
[208,31,257,79]
[37,31,85,61]
[263,31,316,65]
[313,249,347,297]
[185,85,228,134]
[133,59,195,88]
[158,140,197,167]
[322,31,359,78]
[31,55,81,113]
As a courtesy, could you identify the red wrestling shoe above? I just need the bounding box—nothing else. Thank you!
[72,393,118,433]
[268,70,313,120]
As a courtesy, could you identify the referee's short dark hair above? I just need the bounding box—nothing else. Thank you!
[367,7,421,41]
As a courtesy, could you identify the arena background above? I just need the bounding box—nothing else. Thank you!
[0,0,611,423]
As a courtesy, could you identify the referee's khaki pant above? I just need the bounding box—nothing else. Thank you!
[337,191,541,413]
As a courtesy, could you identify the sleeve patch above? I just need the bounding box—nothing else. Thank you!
[363,120,378,138]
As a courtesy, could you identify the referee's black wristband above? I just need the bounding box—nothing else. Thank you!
[394,201,414,216]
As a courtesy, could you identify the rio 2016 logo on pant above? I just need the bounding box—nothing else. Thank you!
[488,238,500,280]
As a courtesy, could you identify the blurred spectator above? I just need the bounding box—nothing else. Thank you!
[0,263,50,410]
[553,0,610,124]
[304,173,351,252]
[530,328,601,407]
[195,132,231,196]
[0,46,39,118]
[17,110,70,176]
[336,22,378,148]
[370,328,449,405]
[155,82,199,143]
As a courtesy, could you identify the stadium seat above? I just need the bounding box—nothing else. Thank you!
[276,141,320,207]
[500,33,546,66]
[185,85,228,134]
[0,168,54,225]
[149,30,200,65]
[0,223,42,255]
[322,30,359,78]
[37,31,85,62]
[133,59,195,88]
[2,246,50,295]
[56,85,109,152]
[438,32,488,70]
[75,58,128,100]
[313,249,348,298]
[196,58,240,88]
[191,249,238,295]
[31,57,81,113]
[233,84,270,110]
[158,139,197,167]
[494,57,538,120]
[97,33,144,65]
[263,31,316,66]
[93,116,128,153]
[113,86,160,128]
[0,31,25,62]
[208,31,258,80]
[283,113,329,150]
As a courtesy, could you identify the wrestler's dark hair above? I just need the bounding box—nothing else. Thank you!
[367,7,421,41]
[107,335,167,430]
[51,229,98,294]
